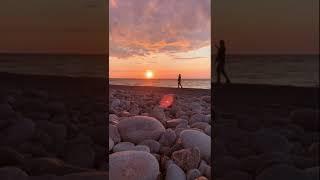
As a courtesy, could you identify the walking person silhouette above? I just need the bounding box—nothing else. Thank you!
[215,40,231,84]
[178,74,183,88]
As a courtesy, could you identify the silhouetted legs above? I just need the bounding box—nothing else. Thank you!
[216,62,230,84]
[178,82,183,88]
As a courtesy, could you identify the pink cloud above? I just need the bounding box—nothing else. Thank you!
[110,0,210,58]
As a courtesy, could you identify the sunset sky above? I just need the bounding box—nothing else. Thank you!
[0,0,318,67]
[0,0,107,54]
[213,0,319,54]
[109,0,211,79]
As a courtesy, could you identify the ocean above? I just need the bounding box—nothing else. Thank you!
[0,54,318,89]
[224,55,319,87]
[0,54,107,78]
[109,79,211,89]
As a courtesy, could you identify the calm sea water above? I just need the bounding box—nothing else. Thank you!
[109,79,211,89]
[0,54,318,88]
[224,55,319,87]
[0,54,107,77]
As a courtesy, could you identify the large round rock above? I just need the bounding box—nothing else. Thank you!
[109,151,160,180]
[180,130,211,161]
[118,116,165,144]
[165,163,186,180]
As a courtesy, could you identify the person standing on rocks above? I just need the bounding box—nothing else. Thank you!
[178,74,183,88]
[215,40,231,84]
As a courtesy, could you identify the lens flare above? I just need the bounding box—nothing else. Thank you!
[159,94,175,108]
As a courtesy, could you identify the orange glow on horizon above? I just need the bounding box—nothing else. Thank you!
[109,47,211,79]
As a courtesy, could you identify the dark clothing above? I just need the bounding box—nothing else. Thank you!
[216,61,230,83]
[216,46,230,83]
[178,76,182,88]
[216,46,226,62]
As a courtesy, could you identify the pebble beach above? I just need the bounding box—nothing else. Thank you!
[0,72,318,180]
[0,72,108,179]
[213,83,319,180]
[109,85,212,180]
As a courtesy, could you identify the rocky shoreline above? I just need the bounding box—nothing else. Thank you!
[108,83,319,180]
[1,72,318,180]
[0,72,108,179]
[109,85,211,180]
[213,84,319,180]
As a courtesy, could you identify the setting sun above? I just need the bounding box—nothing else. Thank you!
[145,70,154,79]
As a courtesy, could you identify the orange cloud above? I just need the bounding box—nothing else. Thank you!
[109,0,210,58]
